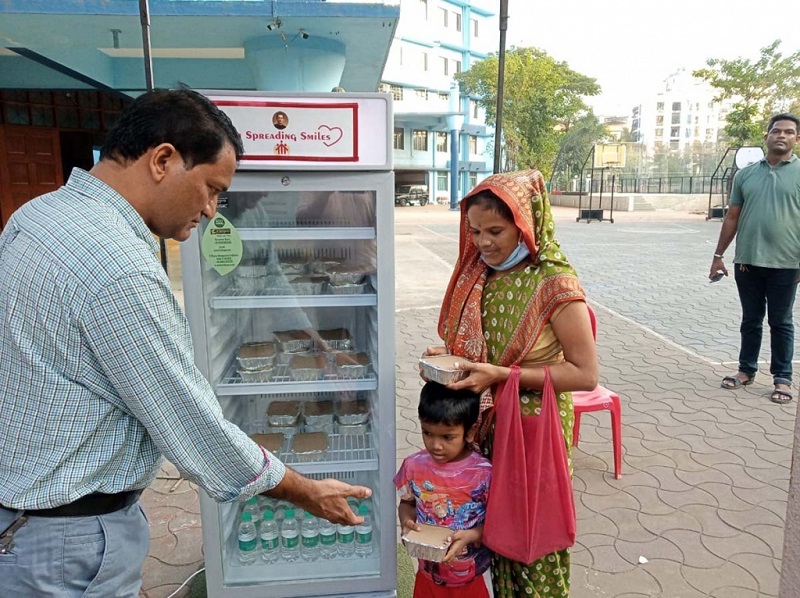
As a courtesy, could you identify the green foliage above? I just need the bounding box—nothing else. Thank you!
[550,113,607,189]
[693,40,800,145]
[456,46,600,176]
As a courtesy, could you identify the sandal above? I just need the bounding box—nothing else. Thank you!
[721,373,755,390]
[770,389,794,404]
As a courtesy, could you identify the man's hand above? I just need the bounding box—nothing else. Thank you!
[709,256,728,281]
[442,527,482,563]
[266,471,370,526]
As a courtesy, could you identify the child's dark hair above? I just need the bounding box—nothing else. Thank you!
[419,382,481,430]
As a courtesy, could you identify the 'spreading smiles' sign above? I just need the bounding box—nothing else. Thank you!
[213,100,358,162]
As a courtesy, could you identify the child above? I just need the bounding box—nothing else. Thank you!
[394,382,492,598]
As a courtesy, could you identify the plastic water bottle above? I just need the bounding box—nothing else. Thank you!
[337,519,355,558]
[237,511,258,564]
[318,517,338,559]
[244,496,261,525]
[354,504,373,557]
[300,511,320,561]
[281,508,300,561]
[260,510,280,564]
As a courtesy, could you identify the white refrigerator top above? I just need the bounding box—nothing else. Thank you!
[204,91,393,171]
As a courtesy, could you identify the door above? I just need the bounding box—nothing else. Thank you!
[0,126,63,228]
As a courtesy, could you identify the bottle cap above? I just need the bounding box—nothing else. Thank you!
[247,496,258,504]
[285,508,295,518]
[263,510,274,520]
[242,511,252,522]
[358,504,369,515]
[304,511,314,518]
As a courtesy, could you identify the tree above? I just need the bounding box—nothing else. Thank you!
[456,46,600,176]
[550,112,607,190]
[693,40,800,146]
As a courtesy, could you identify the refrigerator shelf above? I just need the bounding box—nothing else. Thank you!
[238,226,376,241]
[210,290,377,309]
[217,362,378,396]
[265,428,378,473]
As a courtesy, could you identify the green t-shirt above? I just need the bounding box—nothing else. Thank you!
[730,155,800,269]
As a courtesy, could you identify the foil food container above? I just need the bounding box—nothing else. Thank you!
[337,421,369,436]
[307,260,342,275]
[236,342,277,371]
[266,401,302,427]
[418,355,472,385]
[276,350,318,366]
[328,282,368,295]
[303,400,335,427]
[290,432,328,462]
[402,524,452,562]
[237,367,273,383]
[334,352,371,379]
[290,276,327,295]
[236,262,268,278]
[327,269,365,286]
[335,399,370,426]
[289,355,328,382]
[304,422,335,434]
[318,329,353,351]
[273,331,314,353]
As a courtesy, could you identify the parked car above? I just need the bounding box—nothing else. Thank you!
[394,185,429,207]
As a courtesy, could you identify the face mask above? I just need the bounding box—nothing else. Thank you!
[483,240,531,271]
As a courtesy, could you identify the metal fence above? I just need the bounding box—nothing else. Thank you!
[558,175,732,195]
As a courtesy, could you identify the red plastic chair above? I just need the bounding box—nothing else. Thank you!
[571,305,622,479]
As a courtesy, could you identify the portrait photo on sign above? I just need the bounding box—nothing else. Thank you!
[272,111,289,130]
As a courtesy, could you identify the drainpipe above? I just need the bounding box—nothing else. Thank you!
[447,82,464,210]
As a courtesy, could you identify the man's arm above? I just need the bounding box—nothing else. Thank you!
[709,205,741,280]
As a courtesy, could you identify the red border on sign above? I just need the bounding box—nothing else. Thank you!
[213,100,360,162]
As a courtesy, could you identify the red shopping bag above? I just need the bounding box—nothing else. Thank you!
[482,365,576,564]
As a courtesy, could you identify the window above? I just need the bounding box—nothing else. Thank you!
[705,128,714,137]
[422,52,428,71]
[393,127,404,150]
[469,172,477,189]
[441,57,449,76]
[390,85,403,101]
[685,128,691,138]
[455,12,462,32]
[419,0,427,19]
[670,126,679,138]
[468,135,478,154]
[436,132,448,152]
[671,112,680,125]
[686,115,692,125]
[453,60,462,73]
[412,129,428,151]
[470,99,479,119]
[656,102,664,111]
[440,7,448,27]
[669,140,680,151]
[655,115,664,125]
[438,92,449,101]
[671,102,681,111]
[655,128,663,138]
[437,171,448,191]
[472,18,479,37]
[415,89,429,100]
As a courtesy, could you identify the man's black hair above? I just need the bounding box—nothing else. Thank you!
[100,88,244,167]
[767,113,800,133]
[419,381,481,431]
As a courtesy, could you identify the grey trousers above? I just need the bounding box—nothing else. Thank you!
[0,502,149,597]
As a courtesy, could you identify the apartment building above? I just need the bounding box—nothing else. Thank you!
[630,68,733,157]
[380,0,497,204]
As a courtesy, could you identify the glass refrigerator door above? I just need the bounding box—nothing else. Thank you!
[181,171,396,597]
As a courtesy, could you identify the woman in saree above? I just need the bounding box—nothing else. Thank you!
[422,168,598,597]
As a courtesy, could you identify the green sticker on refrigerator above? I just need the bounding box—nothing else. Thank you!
[201,214,242,276]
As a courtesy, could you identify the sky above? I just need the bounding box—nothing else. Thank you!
[505,0,800,118]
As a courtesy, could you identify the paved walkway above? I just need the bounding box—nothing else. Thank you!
[141,205,796,597]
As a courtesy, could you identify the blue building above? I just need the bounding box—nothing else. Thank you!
[381,0,496,205]
[0,0,400,225]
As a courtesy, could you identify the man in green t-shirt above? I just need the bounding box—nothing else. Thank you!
[710,113,800,404]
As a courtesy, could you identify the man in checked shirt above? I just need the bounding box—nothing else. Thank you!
[0,89,370,596]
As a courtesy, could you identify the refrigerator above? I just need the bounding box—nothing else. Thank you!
[180,92,396,597]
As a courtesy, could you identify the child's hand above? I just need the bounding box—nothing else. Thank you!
[442,527,482,563]
[400,518,421,537]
